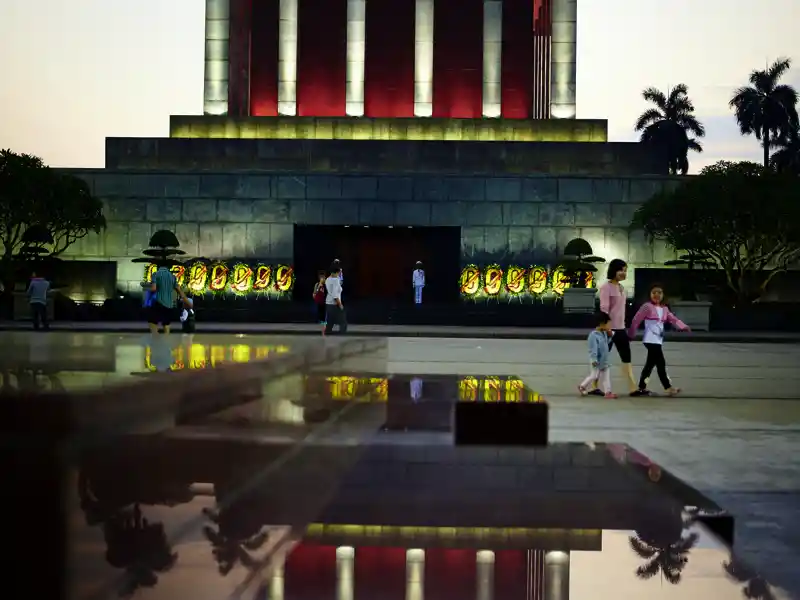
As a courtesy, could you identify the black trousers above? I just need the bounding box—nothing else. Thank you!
[639,342,671,389]
[31,303,48,330]
[324,305,347,334]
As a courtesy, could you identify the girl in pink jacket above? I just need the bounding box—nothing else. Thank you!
[628,283,690,396]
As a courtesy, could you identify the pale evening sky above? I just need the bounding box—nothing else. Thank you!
[0,0,798,173]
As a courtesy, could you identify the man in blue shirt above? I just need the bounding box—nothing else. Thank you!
[148,264,187,334]
[27,271,51,330]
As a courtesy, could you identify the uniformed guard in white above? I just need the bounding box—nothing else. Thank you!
[412,261,425,304]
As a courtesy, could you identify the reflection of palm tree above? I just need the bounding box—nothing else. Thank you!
[629,511,698,585]
[723,557,776,600]
[104,504,177,597]
[203,506,269,575]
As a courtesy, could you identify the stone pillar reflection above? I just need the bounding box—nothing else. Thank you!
[269,553,285,600]
[346,0,366,115]
[544,551,570,600]
[406,548,425,600]
[549,0,577,118]
[336,546,355,600]
[476,550,495,600]
[203,0,230,115]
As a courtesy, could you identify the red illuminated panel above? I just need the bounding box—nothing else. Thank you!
[532,0,553,118]
[364,0,415,117]
[353,547,406,600]
[501,0,534,119]
[496,550,545,600]
[296,0,347,116]
[249,0,279,116]
[284,544,337,597]
[424,548,477,598]
[432,0,484,118]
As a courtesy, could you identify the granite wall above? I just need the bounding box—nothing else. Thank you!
[58,169,680,298]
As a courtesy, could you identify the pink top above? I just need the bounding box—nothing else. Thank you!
[628,302,688,340]
[598,282,626,330]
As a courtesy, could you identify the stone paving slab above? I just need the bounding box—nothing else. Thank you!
[2,320,800,343]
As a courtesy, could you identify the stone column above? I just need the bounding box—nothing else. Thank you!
[336,546,355,600]
[414,0,434,117]
[346,0,366,116]
[544,550,570,600]
[278,0,298,115]
[476,550,495,600]
[269,554,285,600]
[549,0,576,118]
[203,0,230,115]
[406,548,425,600]
[482,1,502,118]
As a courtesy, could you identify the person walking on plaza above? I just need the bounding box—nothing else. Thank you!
[628,283,690,396]
[412,261,425,305]
[599,259,647,396]
[27,271,51,331]
[313,270,328,335]
[324,263,347,335]
[578,311,616,398]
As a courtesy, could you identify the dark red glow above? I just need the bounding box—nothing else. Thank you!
[249,0,279,116]
[354,546,406,600]
[501,0,534,119]
[284,544,337,598]
[364,0,415,117]
[296,0,348,116]
[424,548,478,599]
[227,0,252,117]
[431,0,484,118]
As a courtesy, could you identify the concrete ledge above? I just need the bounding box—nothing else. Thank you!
[1,321,798,344]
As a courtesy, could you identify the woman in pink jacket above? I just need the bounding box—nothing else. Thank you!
[598,259,645,396]
[628,283,690,395]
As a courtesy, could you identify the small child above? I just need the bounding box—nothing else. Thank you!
[313,270,327,335]
[578,311,616,399]
[180,296,196,334]
[628,283,690,396]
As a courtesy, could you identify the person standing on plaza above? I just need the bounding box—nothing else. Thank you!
[578,311,616,398]
[598,259,647,396]
[148,263,187,335]
[27,271,51,330]
[324,263,347,335]
[313,270,328,335]
[412,261,425,305]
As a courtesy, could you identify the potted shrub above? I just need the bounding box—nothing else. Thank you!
[559,238,606,314]
[664,252,713,331]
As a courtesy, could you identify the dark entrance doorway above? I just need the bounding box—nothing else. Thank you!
[293,226,461,304]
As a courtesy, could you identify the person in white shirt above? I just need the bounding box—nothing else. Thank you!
[412,261,425,305]
[324,264,347,335]
[333,258,343,287]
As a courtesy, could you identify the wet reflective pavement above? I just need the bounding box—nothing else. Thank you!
[0,333,793,599]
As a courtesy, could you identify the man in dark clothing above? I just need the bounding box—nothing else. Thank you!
[27,272,51,330]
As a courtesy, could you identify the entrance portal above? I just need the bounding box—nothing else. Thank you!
[293,226,460,303]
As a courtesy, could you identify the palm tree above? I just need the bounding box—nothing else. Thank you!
[730,57,799,168]
[635,84,706,175]
[770,124,800,174]
[629,510,699,585]
[723,557,776,599]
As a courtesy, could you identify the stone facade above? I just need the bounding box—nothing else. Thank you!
[59,169,680,297]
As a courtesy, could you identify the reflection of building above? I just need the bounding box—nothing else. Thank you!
[265,524,598,600]
[143,344,289,372]
[459,376,541,403]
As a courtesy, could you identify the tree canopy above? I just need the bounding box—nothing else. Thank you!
[630,160,800,303]
[0,149,105,278]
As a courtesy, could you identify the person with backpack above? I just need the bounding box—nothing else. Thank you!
[312,270,327,335]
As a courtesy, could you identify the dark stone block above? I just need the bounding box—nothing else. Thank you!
[305,176,342,199]
[344,176,378,199]
[276,176,307,199]
[395,202,431,226]
[251,200,290,223]
[521,178,558,202]
[486,178,521,202]
[446,177,485,201]
[454,402,549,447]
[413,177,447,201]
[199,174,240,198]
[431,202,467,226]
[162,175,200,198]
[465,202,503,226]
[323,201,359,224]
[358,202,396,225]
[289,200,325,224]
